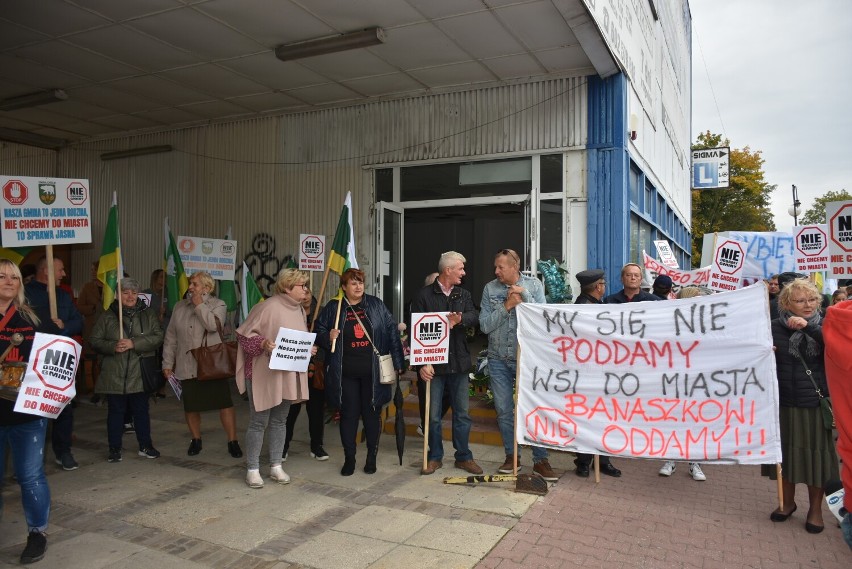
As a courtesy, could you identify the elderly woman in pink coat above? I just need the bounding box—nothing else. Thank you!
[236,268,314,489]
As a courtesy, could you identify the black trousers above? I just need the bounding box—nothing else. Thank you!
[285,383,325,451]
[51,404,73,458]
[339,375,381,459]
[574,452,612,467]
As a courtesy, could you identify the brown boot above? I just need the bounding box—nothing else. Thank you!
[498,454,521,474]
[533,459,558,481]
[421,460,443,475]
[454,459,483,475]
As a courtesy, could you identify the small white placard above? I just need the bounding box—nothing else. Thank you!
[14,333,80,419]
[268,328,317,372]
[410,312,450,365]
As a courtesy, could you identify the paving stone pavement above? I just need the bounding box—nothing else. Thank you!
[1,390,849,568]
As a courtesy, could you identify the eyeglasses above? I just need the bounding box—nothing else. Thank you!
[790,297,820,305]
[298,284,309,290]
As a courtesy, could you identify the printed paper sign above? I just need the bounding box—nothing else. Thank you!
[709,239,745,292]
[793,224,829,272]
[653,240,679,269]
[642,252,710,288]
[515,284,781,464]
[410,312,450,365]
[177,236,237,280]
[269,328,317,372]
[14,333,80,419]
[826,200,852,278]
[0,176,92,247]
[298,234,325,272]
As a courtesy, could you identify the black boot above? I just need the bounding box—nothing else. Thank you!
[187,438,202,456]
[341,456,356,476]
[364,452,377,474]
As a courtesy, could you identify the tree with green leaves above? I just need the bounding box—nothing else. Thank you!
[690,131,776,265]
[799,189,852,225]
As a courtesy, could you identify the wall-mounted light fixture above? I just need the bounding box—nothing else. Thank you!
[629,113,639,141]
[275,27,385,62]
[787,184,801,225]
[100,145,173,161]
[0,89,68,112]
[0,127,65,149]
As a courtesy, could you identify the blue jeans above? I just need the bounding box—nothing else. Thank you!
[842,512,852,550]
[427,372,472,462]
[0,419,51,533]
[489,358,547,463]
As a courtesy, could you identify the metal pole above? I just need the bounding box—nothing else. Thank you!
[792,184,800,226]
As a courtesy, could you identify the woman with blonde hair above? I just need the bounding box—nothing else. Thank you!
[765,278,839,533]
[162,271,241,458]
[236,268,313,488]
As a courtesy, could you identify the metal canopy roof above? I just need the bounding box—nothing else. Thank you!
[0,0,608,144]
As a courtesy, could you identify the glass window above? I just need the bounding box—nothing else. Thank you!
[629,165,640,206]
[540,154,563,193]
[376,168,393,202]
[400,157,531,201]
[540,199,563,261]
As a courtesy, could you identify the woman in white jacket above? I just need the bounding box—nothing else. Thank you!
[162,271,242,458]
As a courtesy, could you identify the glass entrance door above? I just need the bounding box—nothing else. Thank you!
[375,201,404,321]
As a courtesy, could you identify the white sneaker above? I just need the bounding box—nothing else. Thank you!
[269,465,291,484]
[659,461,676,476]
[688,463,706,481]
[246,469,264,489]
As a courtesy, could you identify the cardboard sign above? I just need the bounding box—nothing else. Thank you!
[515,284,781,464]
[642,251,710,288]
[826,200,852,278]
[410,312,450,365]
[793,224,830,272]
[13,333,80,419]
[298,234,325,271]
[269,328,316,372]
[709,239,745,292]
[177,236,237,279]
[0,176,92,247]
[653,240,679,269]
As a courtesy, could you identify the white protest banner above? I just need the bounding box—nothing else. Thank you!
[708,239,745,292]
[826,200,852,278]
[793,224,830,272]
[410,312,450,365]
[269,328,316,372]
[0,176,92,247]
[653,240,679,269]
[702,232,796,279]
[515,284,781,465]
[299,234,325,271]
[642,251,710,287]
[177,236,237,279]
[13,333,80,419]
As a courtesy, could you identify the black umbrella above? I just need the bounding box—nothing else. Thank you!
[394,375,406,465]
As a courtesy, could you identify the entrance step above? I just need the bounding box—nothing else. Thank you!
[382,378,501,447]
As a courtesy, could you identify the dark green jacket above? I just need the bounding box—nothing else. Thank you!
[91,299,163,395]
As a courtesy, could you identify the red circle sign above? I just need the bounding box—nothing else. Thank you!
[795,227,827,256]
[413,314,448,347]
[3,179,28,205]
[830,204,852,253]
[714,240,745,275]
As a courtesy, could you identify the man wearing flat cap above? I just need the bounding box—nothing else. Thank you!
[572,269,622,478]
[652,274,673,300]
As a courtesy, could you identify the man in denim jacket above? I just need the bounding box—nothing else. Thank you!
[479,249,557,481]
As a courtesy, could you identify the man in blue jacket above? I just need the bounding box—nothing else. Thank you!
[25,257,84,471]
[479,248,557,481]
[413,252,481,476]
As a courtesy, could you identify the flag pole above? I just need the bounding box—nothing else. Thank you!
[45,245,58,320]
[331,296,343,353]
[310,263,332,332]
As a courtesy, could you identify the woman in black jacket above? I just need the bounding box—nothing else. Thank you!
[767,278,839,533]
[315,268,405,476]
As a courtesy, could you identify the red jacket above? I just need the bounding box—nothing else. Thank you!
[824,300,852,512]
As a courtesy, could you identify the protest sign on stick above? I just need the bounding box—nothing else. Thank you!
[515,284,781,465]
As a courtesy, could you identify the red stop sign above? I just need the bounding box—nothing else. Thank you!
[829,204,852,252]
[714,240,745,275]
[3,179,28,205]
[796,227,827,256]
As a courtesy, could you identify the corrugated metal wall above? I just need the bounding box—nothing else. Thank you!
[2,77,587,298]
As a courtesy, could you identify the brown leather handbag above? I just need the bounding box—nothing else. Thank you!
[189,316,237,381]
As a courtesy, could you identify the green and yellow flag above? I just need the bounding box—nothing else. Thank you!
[240,261,264,321]
[0,246,32,265]
[164,218,188,311]
[327,192,359,275]
[217,227,238,311]
[97,193,123,309]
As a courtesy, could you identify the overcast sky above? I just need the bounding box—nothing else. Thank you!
[689,0,852,233]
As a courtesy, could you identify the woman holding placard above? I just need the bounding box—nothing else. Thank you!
[235,268,311,489]
[315,268,405,476]
[0,259,61,564]
[767,278,839,533]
